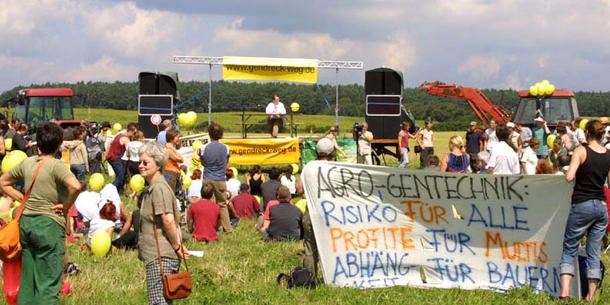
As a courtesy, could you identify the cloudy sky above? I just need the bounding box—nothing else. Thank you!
[1,0,609,93]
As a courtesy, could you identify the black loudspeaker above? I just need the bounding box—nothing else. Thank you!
[138,72,179,138]
[366,116,403,140]
[365,68,403,95]
[364,67,405,140]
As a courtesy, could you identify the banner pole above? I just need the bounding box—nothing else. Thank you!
[208,64,213,125]
[335,68,339,128]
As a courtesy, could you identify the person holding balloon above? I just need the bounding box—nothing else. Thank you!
[136,142,189,305]
[532,117,551,159]
[0,122,82,304]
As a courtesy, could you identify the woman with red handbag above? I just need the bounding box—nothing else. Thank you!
[137,142,190,304]
[0,123,81,304]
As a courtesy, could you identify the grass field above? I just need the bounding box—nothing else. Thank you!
[1,109,604,304]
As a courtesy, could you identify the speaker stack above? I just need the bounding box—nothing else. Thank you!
[364,67,404,140]
[138,72,179,138]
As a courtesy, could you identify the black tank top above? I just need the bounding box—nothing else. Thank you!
[250,175,263,196]
[572,145,610,203]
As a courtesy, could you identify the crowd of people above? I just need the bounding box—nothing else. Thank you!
[1,111,610,303]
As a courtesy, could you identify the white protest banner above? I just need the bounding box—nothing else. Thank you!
[302,161,573,296]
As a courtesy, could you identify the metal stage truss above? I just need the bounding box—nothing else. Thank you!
[172,56,364,126]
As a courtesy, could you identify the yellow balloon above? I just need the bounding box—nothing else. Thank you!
[186,111,197,127]
[290,102,300,112]
[4,138,12,151]
[546,134,556,148]
[2,150,27,173]
[546,84,555,96]
[541,80,550,86]
[182,175,192,189]
[90,230,111,257]
[254,195,261,203]
[536,83,546,96]
[529,85,538,96]
[192,140,203,151]
[230,167,238,178]
[113,123,122,132]
[580,119,589,130]
[129,174,145,193]
[88,173,105,192]
[106,130,113,137]
[291,163,299,174]
[295,198,307,214]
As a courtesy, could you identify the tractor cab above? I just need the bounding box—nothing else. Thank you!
[13,88,81,129]
[512,90,579,127]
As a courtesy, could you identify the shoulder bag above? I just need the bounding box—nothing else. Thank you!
[0,158,48,262]
[151,188,192,300]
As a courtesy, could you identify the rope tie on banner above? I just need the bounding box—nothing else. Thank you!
[174,81,222,110]
[316,84,332,109]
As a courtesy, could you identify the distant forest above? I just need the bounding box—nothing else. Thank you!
[1,81,609,130]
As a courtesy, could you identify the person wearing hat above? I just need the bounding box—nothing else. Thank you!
[506,122,522,154]
[315,137,336,161]
[465,121,484,173]
[533,117,551,159]
[230,183,260,219]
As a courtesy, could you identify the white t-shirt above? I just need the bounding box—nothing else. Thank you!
[520,146,538,175]
[226,178,241,199]
[281,175,297,195]
[487,141,520,175]
[126,141,143,162]
[421,129,434,147]
[87,218,115,245]
[485,128,498,152]
[100,184,121,222]
[75,191,102,223]
[187,179,203,198]
[265,102,286,117]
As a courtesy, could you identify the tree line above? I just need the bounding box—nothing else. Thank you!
[1,81,608,130]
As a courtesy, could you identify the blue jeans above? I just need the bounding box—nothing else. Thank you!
[70,164,86,182]
[399,147,410,168]
[108,159,126,195]
[560,199,608,279]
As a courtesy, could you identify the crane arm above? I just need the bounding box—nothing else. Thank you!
[418,81,511,128]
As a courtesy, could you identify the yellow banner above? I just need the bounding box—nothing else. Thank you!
[222,56,318,84]
[220,138,300,165]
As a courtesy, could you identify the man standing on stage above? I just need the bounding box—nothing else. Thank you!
[265,94,286,138]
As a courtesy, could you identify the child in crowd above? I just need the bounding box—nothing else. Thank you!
[126,130,144,180]
[280,165,297,198]
[68,127,89,181]
[87,201,117,247]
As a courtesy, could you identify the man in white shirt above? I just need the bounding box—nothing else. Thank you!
[487,124,520,175]
[485,119,499,152]
[265,94,286,138]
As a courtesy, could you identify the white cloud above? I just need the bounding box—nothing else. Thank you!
[60,56,140,83]
[81,2,188,58]
[214,18,416,73]
[459,55,501,80]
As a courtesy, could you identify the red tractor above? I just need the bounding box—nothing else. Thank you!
[11,88,81,129]
[418,81,579,128]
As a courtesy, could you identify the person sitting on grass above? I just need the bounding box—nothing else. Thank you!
[87,201,117,248]
[280,165,297,198]
[187,169,203,204]
[230,183,260,219]
[260,186,303,241]
[226,168,241,200]
[188,183,221,242]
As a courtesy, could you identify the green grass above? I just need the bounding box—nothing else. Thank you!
[1,216,603,304]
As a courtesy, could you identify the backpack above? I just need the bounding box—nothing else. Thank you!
[276,267,315,289]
